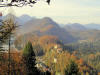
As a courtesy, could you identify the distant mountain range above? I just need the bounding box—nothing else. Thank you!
[3,14,100,43]
[19,17,77,43]
[62,23,100,31]
[63,23,100,41]
[3,14,100,30]
[14,15,100,43]
[84,23,100,30]
[3,14,35,25]
[64,23,87,31]
[17,15,35,25]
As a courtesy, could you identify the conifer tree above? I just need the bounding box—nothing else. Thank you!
[65,60,80,75]
[23,41,39,75]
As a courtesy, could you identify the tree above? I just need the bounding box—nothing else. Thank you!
[23,41,39,75]
[0,14,17,75]
[0,0,51,7]
[45,71,51,75]
[65,60,80,75]
[0,14,17,43]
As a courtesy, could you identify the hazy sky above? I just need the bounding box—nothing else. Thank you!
[0,0,100,24]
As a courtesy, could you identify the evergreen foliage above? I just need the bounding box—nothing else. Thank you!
[65,60,80,75]
[23,42,39,75]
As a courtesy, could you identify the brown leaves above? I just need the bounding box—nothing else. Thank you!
[39,35,59,51]
[0,51,27,75]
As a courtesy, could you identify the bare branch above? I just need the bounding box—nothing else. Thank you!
[0,0,50,7]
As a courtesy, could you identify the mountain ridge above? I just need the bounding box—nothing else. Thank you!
[19,17,77,43]
[64,23,87,31]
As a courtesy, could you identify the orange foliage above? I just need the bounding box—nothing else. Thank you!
[40,25,54,32]
[0,51,27,75]
[88,54,95,60]
[78,58,84,65]
[98,72,100,75]
[39,35,58,44]
[39,35,59,51]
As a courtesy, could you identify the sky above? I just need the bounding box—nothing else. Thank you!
[0,0,100,24]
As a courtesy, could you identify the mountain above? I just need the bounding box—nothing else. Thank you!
[63,23,100,41]
[85,23,100,30]
[18,15,35,25]
[2,14,100,44]
[19,17,77,43]
[3,14,34,25]
[64,23,87,31]
[59,24,66,27]
[67,29,100,41]
[20,17,59,33]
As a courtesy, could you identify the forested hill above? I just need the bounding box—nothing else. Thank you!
[64,23,87,31]
[19,17,77,44]
[14,15,100,44]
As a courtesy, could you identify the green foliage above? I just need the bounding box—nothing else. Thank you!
[23,42,38,75]
[23,42,35,56]
[65,60,80,75]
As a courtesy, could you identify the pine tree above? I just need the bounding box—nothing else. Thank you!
[65,60,80,75]
[23,41,39,75]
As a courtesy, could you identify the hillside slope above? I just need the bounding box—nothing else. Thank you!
[20,17,77,43]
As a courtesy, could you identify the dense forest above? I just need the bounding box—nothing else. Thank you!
[13,33,100,75]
